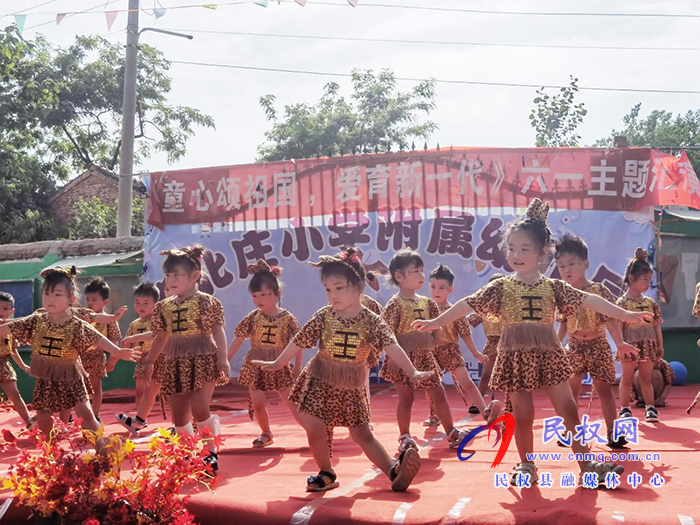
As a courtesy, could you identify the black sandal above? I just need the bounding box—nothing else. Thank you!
[390,448,421,492]
[306,470,339,492]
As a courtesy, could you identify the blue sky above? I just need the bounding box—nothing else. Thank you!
[4,0,700,173]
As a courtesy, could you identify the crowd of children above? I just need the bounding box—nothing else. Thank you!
[0,197,683,492]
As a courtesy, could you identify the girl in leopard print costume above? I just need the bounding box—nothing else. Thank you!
[253,248,434,493]
[414,198,653,488]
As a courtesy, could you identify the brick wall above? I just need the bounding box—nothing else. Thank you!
[48,166,119,229]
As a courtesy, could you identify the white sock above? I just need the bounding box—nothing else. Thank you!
[196,414,220,452]
[175,422,194,437]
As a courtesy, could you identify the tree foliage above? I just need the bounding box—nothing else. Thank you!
[67,197,145,240]
[0,25,213,243]
[529,76,587,147]
[596,103,700,172]
[256,69,437,161]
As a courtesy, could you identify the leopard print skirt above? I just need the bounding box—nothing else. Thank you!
[0,357,17,383]
[156,353,226,396]
[238,361,294,392]
[433,343,466,373]
[33,376,92,413]
[620,338,660,363]
[81,350,107,379]
[566,336,616,384]
[490,333,573,393]
[380,332,442,390]
[133,353,167,381]
[289,369,371,428]
[482,336,501,361]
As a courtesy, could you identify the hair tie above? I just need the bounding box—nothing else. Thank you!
[525,198,550,224]
[246,259,281,277]
[160,248,202,269]
[309,254,363,280]
[40,266,77,281]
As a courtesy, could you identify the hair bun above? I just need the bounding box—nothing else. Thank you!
[525,198,550,224]
[634,248,648,261]
[246,258,281,277]
[40,267,78,280]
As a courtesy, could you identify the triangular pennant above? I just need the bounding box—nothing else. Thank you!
[56,13,66,25]
[154,7,167,19]
[347,0,358,5]
[105,11,118,30]
[254,0,268,6]
[13,14,26,35]
[203,4,217,9]
[295,0,307,5]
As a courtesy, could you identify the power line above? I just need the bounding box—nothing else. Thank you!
[169,59,700,95]
[167,28,700,53]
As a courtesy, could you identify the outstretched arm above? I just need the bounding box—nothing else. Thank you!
[413,299,473,332]
[583,294,653,324]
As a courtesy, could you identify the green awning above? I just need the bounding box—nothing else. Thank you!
[42,251,143,272]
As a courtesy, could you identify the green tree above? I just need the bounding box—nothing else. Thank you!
[257,69,437,161]
[596,103,700,172]
[529,76,587,147]
[68,197,145,240]
[0,25,213,243]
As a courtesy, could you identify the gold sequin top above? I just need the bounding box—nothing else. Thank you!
[235,309,300,350]
[465,276,586,327]
[292,306,397,365]
[151,292,225,336]
[381,295,440,336]
[693,283,700,317]
[558,282,616,335]
[8,311,102,363]
[0,334,13,358]
[361,295,384,316]
[616,296,663,325]
[126,317,153,355]
[438,303,471,345]
[467,313,502,338]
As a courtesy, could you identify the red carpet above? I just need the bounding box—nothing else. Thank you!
[1,383,699,524]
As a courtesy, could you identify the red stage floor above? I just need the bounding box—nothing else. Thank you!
[1,383,699,524]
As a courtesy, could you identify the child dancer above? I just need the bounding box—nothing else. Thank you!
[616,248,665,423]
[253,248,433,492]
[423,264,501,426]
[116,281,164,434]
[0,268,137,441]
[81,277,122,419]
[227,259,302,448]
[142,246,229,470]
[380,249,473,451]
[414,199,653,487]
[0,292,34,428]
[633,358,674,408]
[554,234,640,447]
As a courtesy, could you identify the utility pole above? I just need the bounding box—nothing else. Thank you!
[116,0,139,237]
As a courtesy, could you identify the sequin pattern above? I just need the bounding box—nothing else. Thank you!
[558,282,616,335]
[151,292,225,335]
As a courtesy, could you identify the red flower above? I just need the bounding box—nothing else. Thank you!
[83,520,100,525]
[2,429,15,442]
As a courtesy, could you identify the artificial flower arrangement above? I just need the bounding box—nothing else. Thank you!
[1,419,222,524]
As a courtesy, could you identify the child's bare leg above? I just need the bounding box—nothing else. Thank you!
[0,381,31,425]
[452,366,486,410]
[349,425,395,476]
[544,381,589,471]
[569,375,583,406]
[136,380,161,420]
[250,387,271,434]
[394,383,415,436]
[619,361,637,408]
[90,376,102,417]
[593,380,617,432]
[278,386,302,424]
[510,391,535,464]
[135,379,147,411]
[427,384,456,434]
[191,382,216,423]
[637,360,656,407]
[170,393,193,428]
[478,361,494,396]
[296,411,333,472]
[59,409,72,423]
[36,410,53,435]
[74,400,105,451]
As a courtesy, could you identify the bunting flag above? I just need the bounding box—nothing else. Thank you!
[295,0,308,6]
[154,7,167,19]
[347,0,358,5]
[105,11,118,30]
[13,14,26,36]
[203,4,217,9]
[56,13,66,24]
[254,0,268,6]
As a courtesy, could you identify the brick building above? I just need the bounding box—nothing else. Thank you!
[48,164,146,230]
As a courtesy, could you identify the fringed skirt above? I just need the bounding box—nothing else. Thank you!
[0,357,17,383]
[133,352,167,381]
[490,324,573,393]
[380,331,442,390]
[482,336,501,361]
[289,352,371,428]
[238,346,294,392]
[156,334,225,396]
[566,335,615,384]
[33,376,93,414]
[621,325,660,363]
[433,343,466,373]
[81,350,107,379]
